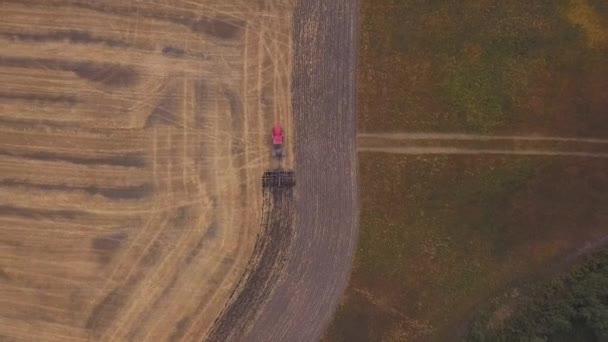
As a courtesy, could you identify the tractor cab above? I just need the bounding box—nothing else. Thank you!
[272,124,284,158]
[272,124,283,146]
[263,124,295,188]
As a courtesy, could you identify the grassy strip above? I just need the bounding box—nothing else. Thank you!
[326,155,608,341]
[469,249,608,341]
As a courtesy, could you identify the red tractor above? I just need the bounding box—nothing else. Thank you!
[262,124,295,188]
[272,124,284,158]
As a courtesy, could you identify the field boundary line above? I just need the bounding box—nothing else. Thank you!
[358,146,608,158]
[358,132,608,144]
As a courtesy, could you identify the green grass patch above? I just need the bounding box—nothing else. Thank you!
[326,155,608,341]
[468,250,608,341]
[358,0,608,135]
[327,1,608,340]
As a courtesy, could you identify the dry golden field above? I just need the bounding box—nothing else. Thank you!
[0,0,295,340]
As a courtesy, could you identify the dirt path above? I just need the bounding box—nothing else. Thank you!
[359,132,608,158]
[206,1,359,341]
[358,132,608,144]
[359,146,608,158]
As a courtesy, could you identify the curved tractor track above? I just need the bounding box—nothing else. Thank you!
[208,1,359,341]
[207,186,295,341]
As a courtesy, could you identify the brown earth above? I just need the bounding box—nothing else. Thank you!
[0,1,298,341]
[206,185,296,341]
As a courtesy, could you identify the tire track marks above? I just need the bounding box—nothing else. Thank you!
[359,146,608,158]
[358,132,608,158]
[358,132,608,144]
[206,187,295,341]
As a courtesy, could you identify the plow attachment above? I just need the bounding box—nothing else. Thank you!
[262,169,295,188]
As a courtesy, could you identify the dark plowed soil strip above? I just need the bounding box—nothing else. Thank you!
[0,148,145,168]
[0,92,78,105]
[2,0,244,41]
[0,116,82,130]
[0,56,140,88]
[0,179,152,200]
[206,187,295,341]
[0,30,131,48]
[0,205,90,221]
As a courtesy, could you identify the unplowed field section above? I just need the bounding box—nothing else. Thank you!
[0,1,294,341]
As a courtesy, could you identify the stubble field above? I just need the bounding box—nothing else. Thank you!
[0,0,295,340]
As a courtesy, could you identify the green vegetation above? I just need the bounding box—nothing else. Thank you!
[326,0,608,341]
[326,156,608,341]
[469,250,608,341]
[359,0,608,135]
